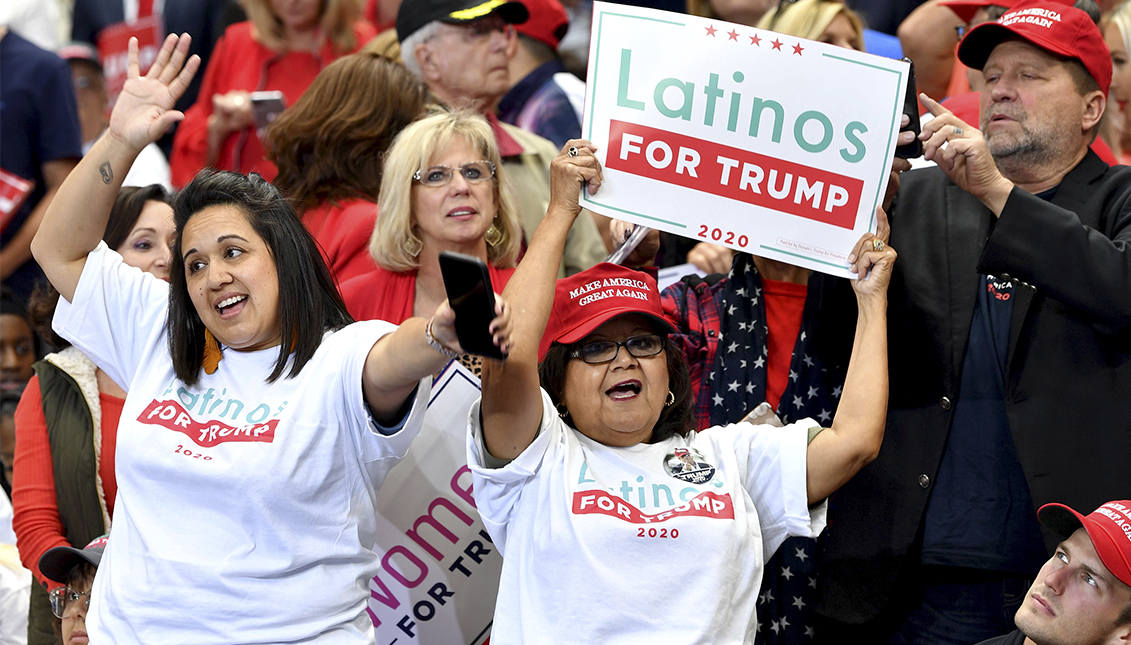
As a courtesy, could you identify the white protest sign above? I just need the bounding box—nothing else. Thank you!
[366,362,497,645]
[579,2,909,278]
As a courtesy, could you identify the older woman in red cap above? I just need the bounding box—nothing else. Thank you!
[465,140,898,643]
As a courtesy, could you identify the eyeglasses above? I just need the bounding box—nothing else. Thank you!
[413,161,496,187]
[570,334,665,364]
[49,586,91,619]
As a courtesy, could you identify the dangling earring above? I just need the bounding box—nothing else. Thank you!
[202,329,223,375]
[404,234,422,258]
[556,403,570,418]
[664,390,675,407]
[485,222,503,247]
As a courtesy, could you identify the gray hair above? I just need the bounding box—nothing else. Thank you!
[400,20,445,78]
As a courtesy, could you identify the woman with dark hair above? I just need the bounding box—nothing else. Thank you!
[267,52,428,284]
[169,0,376,186]
[11,183,173,645]
[30,35,505,643]
[468,140,895,643]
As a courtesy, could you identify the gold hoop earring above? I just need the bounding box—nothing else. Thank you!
[485,223,503,247]
[664,391,675,407]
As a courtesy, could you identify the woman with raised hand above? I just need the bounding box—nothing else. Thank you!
[31,34,507,643]
[468,140,895,643]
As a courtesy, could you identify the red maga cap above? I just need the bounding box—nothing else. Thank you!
[539,263,675,360]
[939,0,1070,24]
[957,0,1111,95]
[1038,500,1131,587]
[516,0,569,49]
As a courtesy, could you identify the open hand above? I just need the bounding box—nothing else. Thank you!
[108,34,200,152]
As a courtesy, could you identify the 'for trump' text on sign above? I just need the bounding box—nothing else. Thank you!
[579,3,909,278]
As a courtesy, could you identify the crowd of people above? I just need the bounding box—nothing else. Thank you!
[0,0,1128,644]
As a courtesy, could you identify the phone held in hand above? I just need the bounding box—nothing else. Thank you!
[895,57,923,159]
[438,251,507,361]
[250,91,286,133]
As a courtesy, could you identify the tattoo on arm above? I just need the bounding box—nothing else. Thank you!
[99,162,113,185]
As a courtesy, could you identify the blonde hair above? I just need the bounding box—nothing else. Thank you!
[243,0,364,54]
[371,108,522,272]
[1106,3,1131,59]
[757,0,865,51]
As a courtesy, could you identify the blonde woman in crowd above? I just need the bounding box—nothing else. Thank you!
[339,109,523,373]
[1103,2,1131,163]
[170,0,375,186]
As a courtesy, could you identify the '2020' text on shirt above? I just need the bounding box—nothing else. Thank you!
[468,388,825,644]
[53,242,430,644]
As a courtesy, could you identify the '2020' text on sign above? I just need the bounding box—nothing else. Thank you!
[579,2,909,278]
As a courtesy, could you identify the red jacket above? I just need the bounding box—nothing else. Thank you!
[170,21,375,187]
[302,198,378,286]
[340,264,516,324]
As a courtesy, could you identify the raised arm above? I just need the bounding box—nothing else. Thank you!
[30,34,199,301]
[480,141,604,460]
[804,214,896,504]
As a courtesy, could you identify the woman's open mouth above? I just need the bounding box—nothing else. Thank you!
[606,380,642,400]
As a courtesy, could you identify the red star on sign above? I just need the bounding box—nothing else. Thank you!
[792,42,804,55]
[727,29,739,41]
[771,38,783,51]
[705,24,717,37]
[749,33,761,45]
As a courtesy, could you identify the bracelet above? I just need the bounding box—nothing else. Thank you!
[425,318,460,360]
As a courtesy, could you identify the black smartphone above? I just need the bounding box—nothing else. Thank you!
[895,57,923,159]
[438,252,506,360]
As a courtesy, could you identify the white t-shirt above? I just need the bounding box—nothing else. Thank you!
[54,242,430,645]
[467,388,825,644]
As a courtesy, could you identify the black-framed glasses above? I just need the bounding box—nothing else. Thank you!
[49,586,91,619]
[570,334,665,364]
[413,161,497,187]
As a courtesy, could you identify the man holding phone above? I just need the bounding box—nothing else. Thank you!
[815,3,1131,643]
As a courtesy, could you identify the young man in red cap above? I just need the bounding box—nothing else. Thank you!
[816,3,1131,643]
[976,501,1131,645]
[497,0,585,149]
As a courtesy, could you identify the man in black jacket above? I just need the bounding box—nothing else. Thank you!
[815,3,1131,643]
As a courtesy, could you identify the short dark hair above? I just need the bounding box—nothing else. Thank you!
[267,53,428,210]
[168,170,352,385]
[29,184,170,349]
[538,336,694,443]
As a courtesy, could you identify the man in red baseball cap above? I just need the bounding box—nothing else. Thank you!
[816,2,1131,643]
[498,0,585,149]
[975,501,1131,645]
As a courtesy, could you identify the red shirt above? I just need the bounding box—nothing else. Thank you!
[340,264,516,324]
[762,278,808,410]
[170,21,376,187]
[302,198,379,287]
[12,375,120,587]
